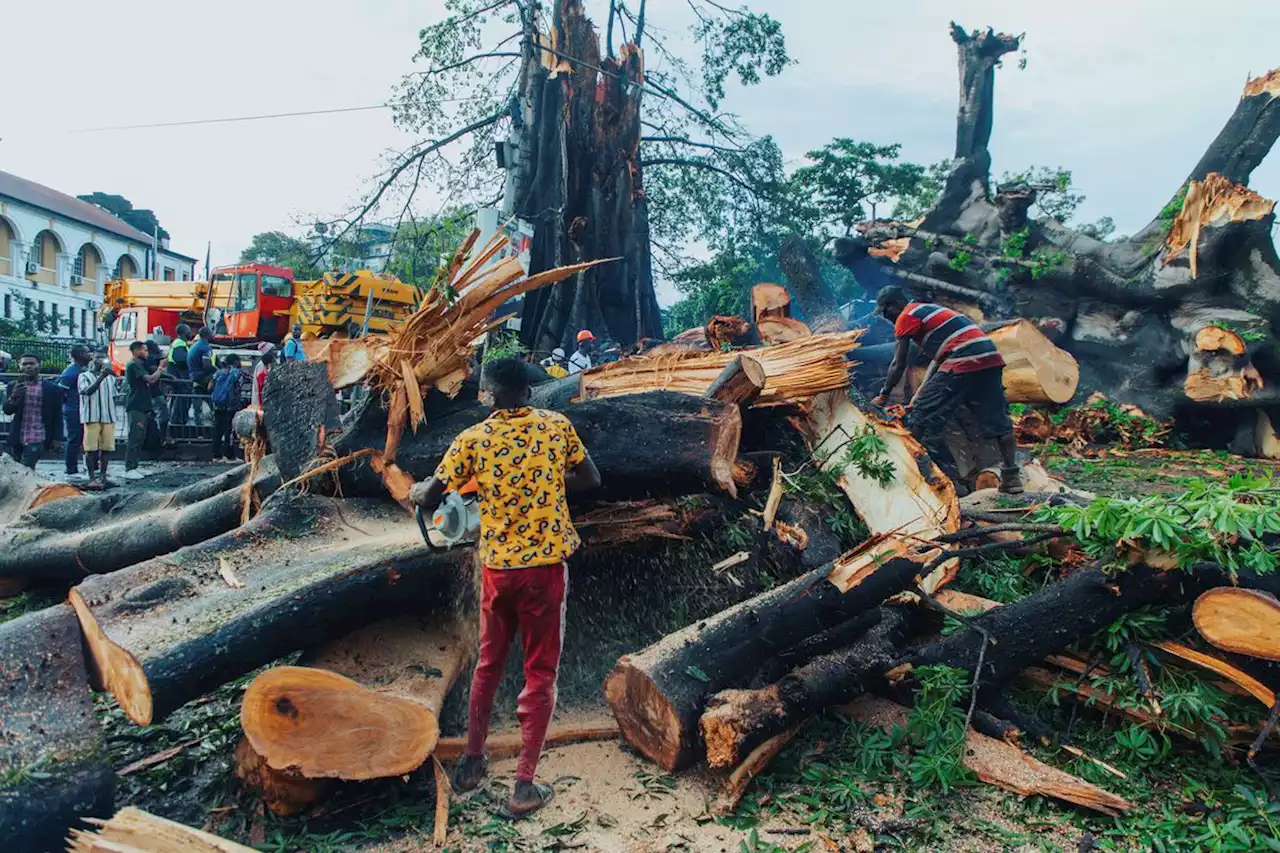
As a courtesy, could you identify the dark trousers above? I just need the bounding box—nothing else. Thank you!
[64,412,82,474]
[19,442,41,470]
[169,381,190,425]
[212,409,238,459]
[905,367,1014,478]
[125,409,148,470]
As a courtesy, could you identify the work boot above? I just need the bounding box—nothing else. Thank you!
[1000,466,1025,495]
[451,754,488,793]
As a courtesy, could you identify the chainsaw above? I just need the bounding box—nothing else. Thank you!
[415,477,481,551]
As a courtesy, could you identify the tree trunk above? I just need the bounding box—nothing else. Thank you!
[335,390,747,501]
[71,496,467,723]
[0,459,281,582]
[703,355,767,406]
[603,539,937,771]
[1193,587,1280,660]
[987,320,1080,404]
[238,613,473,813]
[841,25,1280,448]
[516,0,661,352]
[0,604,113,853]
[777,235,840,326]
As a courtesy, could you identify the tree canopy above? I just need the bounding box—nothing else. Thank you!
[77,192,169,242]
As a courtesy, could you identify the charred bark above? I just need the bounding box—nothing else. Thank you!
[516,0,662,352]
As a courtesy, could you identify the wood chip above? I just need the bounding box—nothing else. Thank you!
[711,551,751,574]
[218,557,245,590]
[117,735,209,776]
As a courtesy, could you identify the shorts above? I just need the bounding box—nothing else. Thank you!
[906,367,1013,441]
[83,422,116,452]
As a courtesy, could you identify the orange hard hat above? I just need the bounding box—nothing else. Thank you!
[576,329,596,342]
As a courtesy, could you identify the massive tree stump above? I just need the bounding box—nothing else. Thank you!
[837,24,1280,447]
[71,496,466,723]
[0,605,113,852]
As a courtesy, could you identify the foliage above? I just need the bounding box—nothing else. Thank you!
[1028,245,1069,279]
[77,192,169,241]
[892,159,952,220]
[382,207,476,287]
[692,8,792,110]
[793,139,926,233]
[1000,226,1030,259]
[782,465,868,546]
[1034,472,1280,578]
[948,249,973,272]
[903,665,976,793]
[1079,215,1116,241]
[998,166,1084,224]
[481,329,526,363]
[832,423,895,486]
[957,554,1033,604]
[1158,183,1190,231]
[239,231,320,278]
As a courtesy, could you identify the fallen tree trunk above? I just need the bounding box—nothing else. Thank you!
[68,805,255,853]
[335,390,746,501]
[0,458,282,582]
[604,537,940,771]
[987,319,1079,404]
[238,612,474,812]
[0,604,113,852]
[71,496,467,723]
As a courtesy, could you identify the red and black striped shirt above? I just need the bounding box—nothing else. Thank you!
[893,302,1005,374]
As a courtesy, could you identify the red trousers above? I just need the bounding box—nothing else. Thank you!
[466,562,567,781]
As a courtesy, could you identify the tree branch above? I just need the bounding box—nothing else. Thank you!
[642,74,733,137]
[641,157,762,197]
[321,111,506,252]
[641,135,742,155]
[606,0,617,57]
[635,0,648,48]
[408,51,523,78]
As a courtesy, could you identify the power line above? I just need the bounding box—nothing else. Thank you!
[68,97,484,133]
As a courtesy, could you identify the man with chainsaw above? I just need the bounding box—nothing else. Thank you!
[409,357,601,818]
[870,286,1023,495]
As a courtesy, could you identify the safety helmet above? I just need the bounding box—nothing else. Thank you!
[576,329,596,343]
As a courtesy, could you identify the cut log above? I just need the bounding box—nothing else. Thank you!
[705,315,755,350]
[751,282,792,323]
[703,354,766,406]
[711,724,805,817]
[1184,323,1264,404]
[757,316,813,346]
[0,605,113,853]
[232,738,330,818]
[0,459,282,582]
[576,331,861,407]
[336,391,746,502]
[240,613,473,785]
[72,496,467,722]
[807,390,959,592]
[0,456,80,529]
[987,319,1079,405]
[604,538,934,771]
[701,607,911,768]
[842,697,1131,816]
[1194,587,1280,660]
[67,805,255,853]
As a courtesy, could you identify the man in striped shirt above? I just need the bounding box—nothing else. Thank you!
[871,286,1023,494]
[78,353,118,490]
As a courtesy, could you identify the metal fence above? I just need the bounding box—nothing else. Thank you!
[0,337,96,373]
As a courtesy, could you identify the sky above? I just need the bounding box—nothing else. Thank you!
[3,0,1278,305]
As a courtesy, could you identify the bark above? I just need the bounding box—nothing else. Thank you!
[0,605,113,853]
[516,0,661,351]
[777,235,840,325]
[603,540,935,771]
[0,459,281,582]
[71,496,467,722]
[261,362,344,482]
[334,390,746,501]
[842,24,1280,444]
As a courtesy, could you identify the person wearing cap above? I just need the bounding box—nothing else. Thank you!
[870,286,1023,494]
[567,330,594,375]
[540,347,569,379]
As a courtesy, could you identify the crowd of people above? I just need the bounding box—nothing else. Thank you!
[1,323,301,488]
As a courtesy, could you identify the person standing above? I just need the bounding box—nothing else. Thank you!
[56,345,91,479]
[870,286,1023,494]
[282,323,308,362]
[123,341,163,480]
[167,324,193,427]
[210,355,245,462]
[186,327,215,426]
[3,354,63,470]
[251,346,276,410]
[567,330,594,375]
[78,353,117,490]
[409,358,600,818]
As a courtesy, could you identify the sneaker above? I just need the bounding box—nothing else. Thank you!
[1000,467,1025,495]
[121,470,145,481]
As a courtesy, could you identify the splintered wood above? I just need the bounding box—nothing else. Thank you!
[842,697,1131,816]
[68,806,255,853]
[579,330,862,406]
[1163,173,1276,278]
[365,229,613,460]
[1185,325,1264,403]
[807,391,959,593]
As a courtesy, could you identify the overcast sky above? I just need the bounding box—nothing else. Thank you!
[3,0,1277,303]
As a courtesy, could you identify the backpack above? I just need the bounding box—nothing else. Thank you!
[211,369,239,408]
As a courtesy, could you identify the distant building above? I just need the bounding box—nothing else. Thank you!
[309,222,395,275]
[0,169,196,339]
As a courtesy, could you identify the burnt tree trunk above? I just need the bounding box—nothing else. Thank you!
[515,0,662,353]
[837,24,1280,445]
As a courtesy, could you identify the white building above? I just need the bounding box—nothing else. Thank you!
[0,170,197,340]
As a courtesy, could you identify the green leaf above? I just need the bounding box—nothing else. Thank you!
[685,665,711,683]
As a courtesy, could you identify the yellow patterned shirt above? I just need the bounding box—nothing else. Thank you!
[434,406,587,568]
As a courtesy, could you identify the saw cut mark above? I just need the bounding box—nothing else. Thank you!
[1193,587,1280,661]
